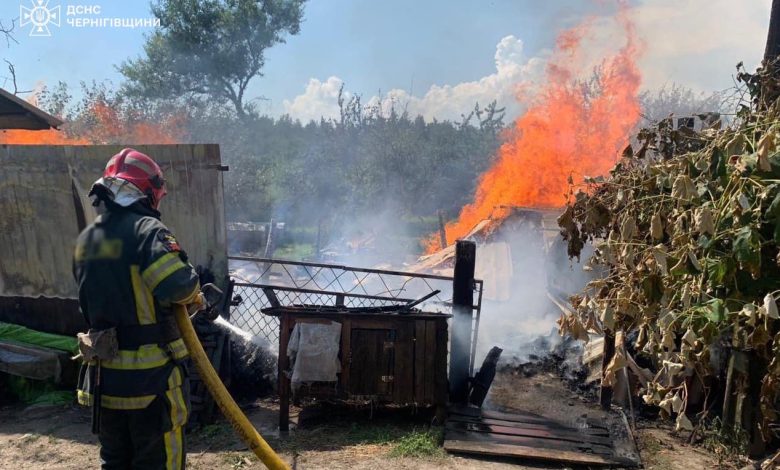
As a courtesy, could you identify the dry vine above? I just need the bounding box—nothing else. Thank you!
[558,62,780,438]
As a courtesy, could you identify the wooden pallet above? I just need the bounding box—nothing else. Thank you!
[444,405,638,467]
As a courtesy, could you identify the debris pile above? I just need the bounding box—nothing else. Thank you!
[498,328,592,395]
[210,317,276,403]
[558,62,780,437]
[228,334,276,402]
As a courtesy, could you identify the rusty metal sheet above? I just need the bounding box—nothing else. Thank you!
[0,144,227,299]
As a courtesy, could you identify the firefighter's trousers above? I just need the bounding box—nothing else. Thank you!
[98,392,188,470]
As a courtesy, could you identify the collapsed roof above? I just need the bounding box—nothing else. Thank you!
[408,207,562,301]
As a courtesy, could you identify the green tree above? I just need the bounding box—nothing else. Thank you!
[119,0,305,118]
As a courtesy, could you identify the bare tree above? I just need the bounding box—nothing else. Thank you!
[0,19,16,47]
[4,59,30,95]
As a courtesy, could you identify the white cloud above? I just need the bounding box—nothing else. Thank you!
[282,76,347,123]
[283,35,547,123]
[283,0,771,123]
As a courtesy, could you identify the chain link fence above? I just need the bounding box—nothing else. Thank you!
[227,256,483,365]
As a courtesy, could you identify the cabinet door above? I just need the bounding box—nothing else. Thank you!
[349,328,395,398]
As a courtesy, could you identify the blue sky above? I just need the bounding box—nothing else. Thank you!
[0,0,772,120]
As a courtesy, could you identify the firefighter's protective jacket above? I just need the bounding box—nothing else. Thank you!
[73,201,199,416]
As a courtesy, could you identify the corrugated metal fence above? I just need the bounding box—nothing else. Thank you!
[0,144,227,299]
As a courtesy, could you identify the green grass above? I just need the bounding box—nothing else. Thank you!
[266,422,446,460]
[700,417,748,466]
[198,423,229,439]
[389,428,445,458]
[272,243,314,260]
[343,422,403,445]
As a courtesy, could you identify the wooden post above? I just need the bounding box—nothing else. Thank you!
[747,352,767,458]
[721,353,738,428]
[264,218,276,259]
[599,330,616,410]
[278,314,291,432]
[315,217,323,261]
[438,210,448,250]
[766,0,780,66]
[450,240,476,404]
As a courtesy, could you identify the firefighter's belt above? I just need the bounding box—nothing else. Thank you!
[77,328,118,362]
[116,317,181,349]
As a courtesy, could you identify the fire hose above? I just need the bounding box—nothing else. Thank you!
[172,303,290,470]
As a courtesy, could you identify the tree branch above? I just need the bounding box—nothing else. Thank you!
[0,19,18,48]
[4,60,31,95]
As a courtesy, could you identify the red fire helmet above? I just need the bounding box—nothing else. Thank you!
[103,148,167,209]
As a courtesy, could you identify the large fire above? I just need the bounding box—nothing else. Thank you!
[426,11,642,252]
[87,102,186,144]
[0,129,89,145]
[0,100,185,145]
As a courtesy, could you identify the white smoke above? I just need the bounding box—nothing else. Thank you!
[282,1,769,124]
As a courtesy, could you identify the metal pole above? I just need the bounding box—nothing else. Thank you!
[449,240,475,404]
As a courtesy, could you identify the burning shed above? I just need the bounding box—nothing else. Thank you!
[412,206,563,301]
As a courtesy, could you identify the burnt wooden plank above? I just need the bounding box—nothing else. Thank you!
[443,439,637,467]
[383,328,396,398]
[444,420,612,446]
[450,406,609,430]
[393,321,414,403]
[414,319,426,403]
[600,331,616,410]
[447,415,610,437]
[349,328,382,396]
[443,429,614,456]
[424,320,436,403]
[349,328,395,398]
[340,318,351,392]
[434,318,448,410]
[341,318,394,330]
[262,288,281,308]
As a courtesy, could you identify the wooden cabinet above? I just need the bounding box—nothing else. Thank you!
[272,310,449,431]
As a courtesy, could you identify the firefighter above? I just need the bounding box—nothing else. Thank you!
[73,148,201,469]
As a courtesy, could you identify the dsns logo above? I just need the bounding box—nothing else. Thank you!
[20,0,61,37]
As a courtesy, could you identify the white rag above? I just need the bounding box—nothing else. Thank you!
[287,321,342,391]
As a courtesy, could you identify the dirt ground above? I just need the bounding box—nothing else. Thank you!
[0,371,738,469]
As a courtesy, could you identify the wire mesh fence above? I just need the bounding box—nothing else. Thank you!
[227,256,483,356]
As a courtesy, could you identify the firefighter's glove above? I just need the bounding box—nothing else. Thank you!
[75,328,118,362]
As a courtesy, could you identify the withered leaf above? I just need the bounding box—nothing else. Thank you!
[757,130,776,172]
[651,213,664,240]
[725,133,747,157]
[764,294,779,320]
[676,413,694,432]
[695,207,715,235]
[620,216,637,241]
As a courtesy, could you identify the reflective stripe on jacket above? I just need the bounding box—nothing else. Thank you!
[73,202,199,408]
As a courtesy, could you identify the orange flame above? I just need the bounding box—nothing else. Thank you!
[87,101,187,145]
[0,129,89,145]
[0,99,185,145]
[426,11,642,252]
